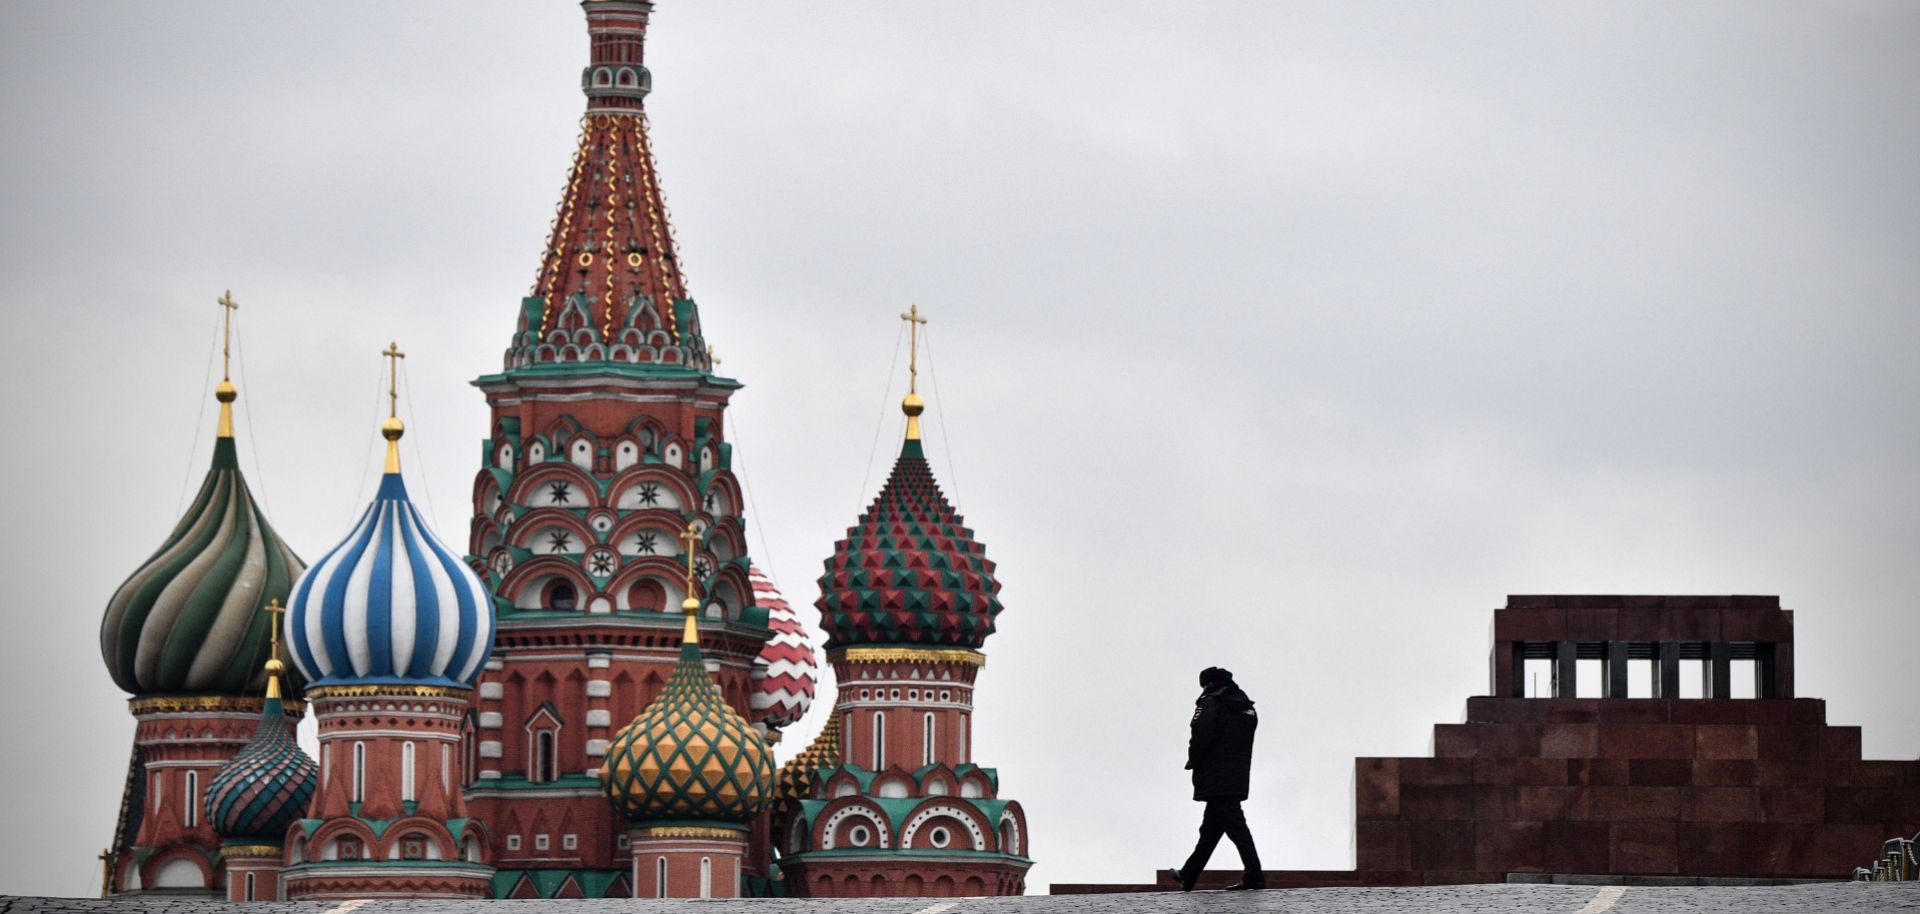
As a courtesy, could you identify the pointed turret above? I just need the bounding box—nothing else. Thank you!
[506,0,712,372]
[781,310,1031,897]
[98,293,310,899]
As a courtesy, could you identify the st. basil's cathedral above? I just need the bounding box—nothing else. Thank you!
[95,0,1031,901]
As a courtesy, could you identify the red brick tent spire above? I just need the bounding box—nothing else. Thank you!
[506,0,710,371]
[466,1,784,898]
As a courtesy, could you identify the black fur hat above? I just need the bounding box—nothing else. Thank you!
[1199,666,1234,688]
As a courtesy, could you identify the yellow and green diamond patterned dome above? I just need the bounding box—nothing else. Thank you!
[599,614,774,824]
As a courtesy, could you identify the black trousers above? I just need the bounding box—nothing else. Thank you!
[1182,798,1262,879]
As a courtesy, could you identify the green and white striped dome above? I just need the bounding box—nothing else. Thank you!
[100,437,305,696]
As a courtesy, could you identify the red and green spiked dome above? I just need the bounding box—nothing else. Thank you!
[100,379,306,696]
[815,437,1003,650]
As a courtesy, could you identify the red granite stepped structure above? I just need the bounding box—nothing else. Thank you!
[1059,595,1920,892]
[1354,595,1920,883]
[775,311,1033,897]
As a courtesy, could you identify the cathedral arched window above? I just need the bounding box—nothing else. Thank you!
[182,771,198,827]
[544,580,578,612]
[536,731,555,783]
[401,741,416,802]
[872,712,886,770]
[923,712,937,767]
[625,578,666,613]
[352,741,367,802]
[655,857,668,898]
[700,857,712,899]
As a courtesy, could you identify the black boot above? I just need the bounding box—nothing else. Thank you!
[1225,875,1266,891]
[1167,865,1197,892]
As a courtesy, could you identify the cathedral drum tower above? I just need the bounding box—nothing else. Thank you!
[462,0,800,898]
[778,312,1033,897]
[97,295,307,897]
[599,537,776,898]
[280,350,497,900]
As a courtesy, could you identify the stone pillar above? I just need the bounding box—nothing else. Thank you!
[476,658,505,781]
[586,651,613,773]
[1552,641,1577,698]
[628,825,748,899]
[1708,641,1733,699]
[1655,641,1681,698]
[1603,641,1630,699]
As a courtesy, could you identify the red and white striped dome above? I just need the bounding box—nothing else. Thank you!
[749,565,817,730]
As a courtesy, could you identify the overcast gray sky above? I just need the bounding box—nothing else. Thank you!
[3,0,1918,898]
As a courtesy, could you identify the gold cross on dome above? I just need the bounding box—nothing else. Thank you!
[679,522,702,605]
[217,290,239,381]
[899,304,927,394]
[381,341,406,418]
[262,598,285,662]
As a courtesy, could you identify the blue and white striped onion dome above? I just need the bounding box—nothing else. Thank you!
[287,473,494,688]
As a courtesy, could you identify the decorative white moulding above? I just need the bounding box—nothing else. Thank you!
[479,740,503,759]
[479,682,504,700]
[485,658,505,672]
[587,655,612,669]
[586,680,612,698]
[586,739,610,757]
[585,710,612,727]
[477,712,504,729]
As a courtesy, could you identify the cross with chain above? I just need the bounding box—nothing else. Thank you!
[899,304,927,394]
[218,290,239,381]
[381,341,406,418]
[262,598,285,664]
[679,522,702,611]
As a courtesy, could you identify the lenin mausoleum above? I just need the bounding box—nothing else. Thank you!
[96,0,1028,900]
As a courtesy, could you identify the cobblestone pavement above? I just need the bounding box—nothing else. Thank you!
[5,884,1920,914]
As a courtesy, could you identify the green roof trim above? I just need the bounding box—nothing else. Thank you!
[474,362,744,390]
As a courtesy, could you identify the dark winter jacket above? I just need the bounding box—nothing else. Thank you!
[1187,682,1258,801]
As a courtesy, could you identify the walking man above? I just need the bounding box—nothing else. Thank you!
[1171,666,1263,891]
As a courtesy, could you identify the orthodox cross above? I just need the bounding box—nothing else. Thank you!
[899,304,927,394]
[218,290,239,381]
[679,522,701,594]
[382,341,406,418]
[262,598,285,664]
